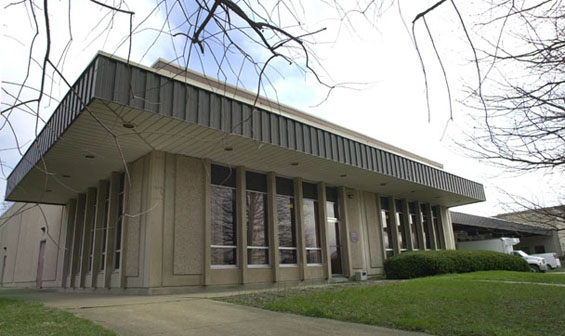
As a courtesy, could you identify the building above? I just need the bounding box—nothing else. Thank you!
[451,210,563,258]
[496,206,565,257]
[0,52,485,291]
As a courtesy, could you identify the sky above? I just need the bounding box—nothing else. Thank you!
[0,0,561,216]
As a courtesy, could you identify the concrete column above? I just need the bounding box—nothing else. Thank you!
[80,188,97,288]
[425,203,438,250]
[294,178,306,281]
[440,207,455,249]
[415,201,426,250]
[402,199,414,251]
[236,167,247,284]
[203,160,211,286]
[267,173,279,282]
[317,183,330,279]
[389,197,401,255]
[103,173,120,288]
[338,187,352,278]
[61,199,77,288]
[145,151,166,288]
[70,193,86,288]
[119,167,131,289]
[90,180,108,287]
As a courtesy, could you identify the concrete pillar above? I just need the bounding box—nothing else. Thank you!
[70,193,86,288]
[119,168,131,289]
[203,160,211,286]
[144,151,166,288]
[317,183,330,279]
[337,187,352,278]
[440,207,455,249]
[90,180,108,287]
[401,199,414,251]
[267,173,279,282]
[80,188,97,288]
[389,197,401,255]
[60,199,77,288]
[103,172,121,288]
[294,178,306,281]
[236,167,247,284]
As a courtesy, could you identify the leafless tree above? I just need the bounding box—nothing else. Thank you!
[411,0,564,227]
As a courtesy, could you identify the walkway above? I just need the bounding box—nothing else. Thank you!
[0,288,429,336]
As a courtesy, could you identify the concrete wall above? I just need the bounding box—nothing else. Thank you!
[0,203,65,288]
[1,150,458,290]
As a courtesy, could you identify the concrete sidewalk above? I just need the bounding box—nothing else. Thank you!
[0,288,429,336]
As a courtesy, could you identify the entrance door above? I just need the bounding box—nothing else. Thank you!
[36,241,46,288]
[328,220,343,275]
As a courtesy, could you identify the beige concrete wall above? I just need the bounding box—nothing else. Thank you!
[361,191,385,276]
[0,203,64,288]
[345,188,367,272]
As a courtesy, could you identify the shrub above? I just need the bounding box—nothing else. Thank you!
[384,250,530,279]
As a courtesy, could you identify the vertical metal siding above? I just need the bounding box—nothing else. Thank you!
[5,54,486,202]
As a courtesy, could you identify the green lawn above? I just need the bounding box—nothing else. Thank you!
[219,271,565,336]
[0,299,116,336]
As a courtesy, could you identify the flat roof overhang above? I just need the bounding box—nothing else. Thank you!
[5,53,486,207]
[451,212,552,237]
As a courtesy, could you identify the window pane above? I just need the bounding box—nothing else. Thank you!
[306,250,322,264]
[211,185,236,246]
[326,201,338,219]
[211,248,236,265]
[247,191,268,247]
[115,173,125,270]
[280,249,297,264]
[304,199,320,248]
[381,210,393,251]
[277,195,296,248]
[248,249,269,265]
[432,207,444,249]
[421,204,431,249]
[409,213,420,249]
[395,200,407,250]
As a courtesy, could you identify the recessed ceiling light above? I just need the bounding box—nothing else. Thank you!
[122,122,135,129]
[291,162,299,166]
[224,147,233,152]
[85,154,95,159]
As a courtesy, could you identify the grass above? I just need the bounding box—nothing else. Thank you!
[0,298,117,336]
[219,271,565,336]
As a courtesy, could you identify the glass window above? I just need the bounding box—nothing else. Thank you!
[432,207,444,249]
[88,191,98,273]
[304,197,321,264]
[246,171,269,265]
[408,202,420,250]
[395,200,408,251]
[114,173,125,270]
[277,177,297,264]
[380,197,394,257]
[327,200,338,219]
[211,185,237,265]
[421,204,432,250]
